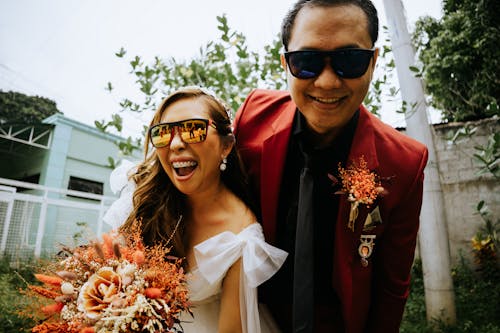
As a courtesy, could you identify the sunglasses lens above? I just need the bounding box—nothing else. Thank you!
[332,49,373,79]
[180,119,208,144]
[150,124,172,148]
[150,119,210,148]
[286,49,374,79]
[287,51,324,79]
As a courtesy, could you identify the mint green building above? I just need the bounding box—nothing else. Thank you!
[0,114,141,259]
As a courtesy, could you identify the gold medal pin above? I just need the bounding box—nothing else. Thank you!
[358,235,376,267]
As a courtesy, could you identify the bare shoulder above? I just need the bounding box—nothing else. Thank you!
[223,198,256,234]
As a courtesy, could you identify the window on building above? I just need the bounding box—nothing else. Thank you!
[20,174,40,184]
[67,176,103,197]
[15,174,40,192]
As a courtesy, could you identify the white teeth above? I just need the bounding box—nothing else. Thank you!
[172,161,197,168]
[313,96,342,103]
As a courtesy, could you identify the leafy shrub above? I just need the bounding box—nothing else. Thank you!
[0,257,37,332]
[401,256,500,333]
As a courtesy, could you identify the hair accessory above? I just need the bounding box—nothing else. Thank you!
[187,85,233,122]
[220,157,227,171]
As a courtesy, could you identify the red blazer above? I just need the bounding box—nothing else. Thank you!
[234,89,428,333]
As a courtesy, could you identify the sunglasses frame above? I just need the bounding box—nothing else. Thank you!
[149,118,217,148]
[283,48,376,79]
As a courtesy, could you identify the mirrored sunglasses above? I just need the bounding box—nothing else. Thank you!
[149,118,217,148]
[284,48,376,79]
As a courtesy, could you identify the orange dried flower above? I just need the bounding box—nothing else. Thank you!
[338,157,381,205]
[336,156,385,231]
[34,273,63,287]
[41,302,64,315]
[80,327,95,333]
[78,267,122,319]
[28,285,61,299]
[101,233,114,258]
[132,249,145,264]
[20,225,190,333]
[32,322,68,333]
[144,287,162,299]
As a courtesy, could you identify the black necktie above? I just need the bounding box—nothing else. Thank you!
[293,152,314,332]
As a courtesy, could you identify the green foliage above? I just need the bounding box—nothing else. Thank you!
[401,258,500,333]
[0,90,61,124]
[400,260,435,333]
[107,14,285,122]
[413,0,500,122]
[450,256,500,332]
[403,200,500,332]
[95,113,142,162]
[450,120,500,180]
[446,120,499,179]
[473,132,500,179]
[0,257,37,332]
[103,14,287,158]
[448,124,477,143]
[471,201,500,281]
[363,26,398,117]
[474,201,500,249]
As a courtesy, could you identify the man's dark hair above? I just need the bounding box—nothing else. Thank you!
[281,0,379,51]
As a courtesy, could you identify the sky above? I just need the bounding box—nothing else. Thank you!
[0,0,443,138]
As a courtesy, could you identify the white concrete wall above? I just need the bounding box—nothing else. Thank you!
[430,117,499,265]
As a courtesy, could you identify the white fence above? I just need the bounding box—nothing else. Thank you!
[0,177,117,260]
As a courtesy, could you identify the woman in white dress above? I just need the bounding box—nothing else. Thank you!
[105,87,287,333]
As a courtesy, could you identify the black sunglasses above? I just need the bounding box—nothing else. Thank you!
[149,118,217,148]
[284,48,376,79]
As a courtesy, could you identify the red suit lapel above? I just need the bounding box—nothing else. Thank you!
[259,102,295,243]
[334,105,382,332]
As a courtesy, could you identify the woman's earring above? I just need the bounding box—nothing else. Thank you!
[220,157,227,171]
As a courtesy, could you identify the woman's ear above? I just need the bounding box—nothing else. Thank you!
[221,133,235,158]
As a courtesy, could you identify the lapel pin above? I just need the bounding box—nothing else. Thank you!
[358,235,376,267]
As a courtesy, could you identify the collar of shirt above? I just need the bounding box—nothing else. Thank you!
[292,109,360,170]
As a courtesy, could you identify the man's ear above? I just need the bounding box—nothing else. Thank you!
[366,47,379,82]
[280,53,287,72]
[372,47,379,69]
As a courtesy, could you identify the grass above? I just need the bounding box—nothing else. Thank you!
[401,256,500,333]
[0,257,37,333]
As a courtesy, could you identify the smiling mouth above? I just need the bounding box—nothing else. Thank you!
[172,161,198,177]
[311,96,345,104]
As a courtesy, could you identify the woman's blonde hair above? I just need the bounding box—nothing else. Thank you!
[120,87,254,259]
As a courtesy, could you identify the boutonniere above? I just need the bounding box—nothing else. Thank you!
[328,156,386,232]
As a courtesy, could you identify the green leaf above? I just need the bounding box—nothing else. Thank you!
[115,47,126,58]
[107,157,116,169]
[409,66,420,73]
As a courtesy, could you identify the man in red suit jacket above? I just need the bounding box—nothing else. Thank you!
[233,1,428,332]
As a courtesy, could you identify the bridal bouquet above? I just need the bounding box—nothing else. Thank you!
[21,225,190,333]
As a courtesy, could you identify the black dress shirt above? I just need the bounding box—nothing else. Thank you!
[259,109,359,332]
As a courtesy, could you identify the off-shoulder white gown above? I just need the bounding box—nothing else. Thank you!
[179,223,287,333]
[103,161,287,333]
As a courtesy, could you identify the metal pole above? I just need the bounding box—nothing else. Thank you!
[34,188,49,258]
[381,0,456,325]
[0,186,16,255]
